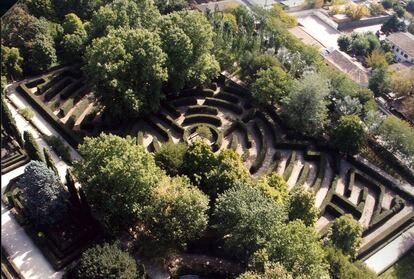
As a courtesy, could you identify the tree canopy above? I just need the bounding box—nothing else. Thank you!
[332,115,366,155]
[286,187,319,227]
[328,214,363,258]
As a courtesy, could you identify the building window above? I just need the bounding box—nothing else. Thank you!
[392,45,395,49]
[404,54,408,58]
[396,48,399,52]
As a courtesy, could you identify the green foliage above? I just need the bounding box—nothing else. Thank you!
[328,214,363,258]
[237,262,293,279]
[18,107,34,121]
[338,32,380,57]
[62,13,83,34]
[214,183,286,260]
[257,173,289,204]
[182,140,218,185]
[154,142,187,176]
[381,15,406,33]
[369,65,391,95]
[1,97,23,146]
[27,33,57,73]
[407,0,414,12]
[83,27,167,119]
[25,0,56,19]
[155,0,188,14]
[204,149,251,198]
[267,220,328,278]
[325,246,376,279]
[1,45,24,79]
[73,134,163,232]
[61,29,88,62]
[43,147,59,176]
[45,135,71,163]
[1,76,6,95]
[77,242,140,279]
[381,0,394,9]
[251,66,293,105]
[140,176,209,249]
[282,72,329,136]
[378,116,414,168]
[19,161,68,226]
[333,115,366,155]
[87,0,161,39]
[240,52,280,83]
[286,187,319,227]
[23,131,44,162]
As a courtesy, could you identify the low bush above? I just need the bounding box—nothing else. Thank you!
[295,163,310,188]
[60,79,84,99]
[44,77,72,102]
[186,105,218,116]
[283,151,297,181]
[215,92,240,104]
[249,122,267,174]
[26,78,46,89]
[180,88,215,98]
[145,117,172,142]
[256,110,279,146]
[172,97,198,107]
[162,102,181,118]
[18,107,34,121]
[156,113,184,135]
[44,135,72,163]
[182,114,222,127]
[311,154,327,192]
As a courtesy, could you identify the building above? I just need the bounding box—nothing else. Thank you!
[386,32,414,64]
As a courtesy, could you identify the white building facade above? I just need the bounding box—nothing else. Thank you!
[386,32,414,64]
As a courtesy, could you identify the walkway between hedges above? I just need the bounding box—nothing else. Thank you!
[1,83,83,279]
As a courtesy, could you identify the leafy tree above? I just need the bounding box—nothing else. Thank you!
[267,220,328,278]
[366,48,388,69]
[77,242,141,279]
[154,142,187,176]
[1,45,24,79]
[369,64,390,95]
[87,0,161,39]
[43,147,59,176]
[379,116,414,167]
[27,33,57,73]
[204,149,251,198]
[182,140,218,185]
[381,14,406,33]
[351,36,370,56]
[237,262,293,279]
[286,187,319,227]
[214,183,286,260]
[369,3,385,16]
[73,134,163,231]
[393,3,405,17]
[364,110,385,134]
[61,30,88,62]
[83,27,168,119]
[155,0,188,14]
[328,214,363,258]
[325,246,376,279]
[282,72,330,136]
[23,131,44,162]
[240,52,280,83]
[257,173,289,204]
[1,97,23,146]
[62,13,83,34]
[25,0,56,19]
[332,115,366,155]
[389,67,414,98]
[335,96,362,116]
[19,161,68,226]
[140,176,209,248]
[251,66,293,105]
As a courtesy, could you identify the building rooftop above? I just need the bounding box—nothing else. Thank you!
[324,50,369,85]
[386,32,414,58]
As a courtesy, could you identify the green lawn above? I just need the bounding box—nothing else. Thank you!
[380,249,414,279]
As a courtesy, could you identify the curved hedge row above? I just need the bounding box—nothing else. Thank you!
[311,154,327,193]
[180,88,215,98]
[204,97,243,115]
[249,122,267,174]
[283,151,297,181]
[44,77,73,102]
[255,111,279,146]
[182,114,222,127]
[156,113,184,135]
[186,105,218,116]
[171,97,198,107]
[295,162,310,189]
[183,124,223,152]
[215,92,240,104]
[224,120,253,149]
[145,117,173,142]
[162,102,181,118]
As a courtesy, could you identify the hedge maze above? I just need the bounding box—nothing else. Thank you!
[15,69,414,261]
[1,127,29,174]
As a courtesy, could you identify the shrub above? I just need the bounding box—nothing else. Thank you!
[43,147,59,176]
[77,242,141,279]
[1,96,23,146]
[328,214,363,258]
[155,142,187,176]
[45,135,71,163]
[182,114,222,127]
[204,97,243,115]
[23,131,44,162]
[18,107,34,121]
[186,105,218,115]
[19,161,68,226]
[249,122,267,174]
[286,187,319,227]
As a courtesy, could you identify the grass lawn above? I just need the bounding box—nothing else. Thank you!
[380,248,414,279]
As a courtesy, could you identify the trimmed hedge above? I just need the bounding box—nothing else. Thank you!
[224,120,253,149]
[215,92,240,104]
[180,88,215,98]
[204,97,243,115]
[26,78,46,89]
[331,194,363,219]
[152,137,162,153]
[183,124,223,152]
[295,163,310,189]
[16,84,81,148]
[144,117,173,142]
[182,114,222,127]
[60,79,84,100]
[311,154,327,193]
[37,71,68,94]
[171,97,198,107]
[156,113,184,135]
[344,168,355,198]
[162,102,181,118]
[249,122,267,174]
[44,77,72,102]
[186,105,218,116]
[283,150,297,181]
[319,176,339,215]
[255,110,279,146]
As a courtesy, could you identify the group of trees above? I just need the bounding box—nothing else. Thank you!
[72,133,376,278]
[337,32,382,57]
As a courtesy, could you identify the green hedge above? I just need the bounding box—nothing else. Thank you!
[144,117,173,142]
[182,114,222,127]
[183,124,223,152]
[255,110,279,146]
[70,99,90,122]
[44,135,72,164]
[26,78,46,89]
[156,113,184,135]
[215,92,240,104]
[152,137,162,153]
[137,131,144,145]
[331,194,363,219]
[60,79,84,100]
[44,77,72,102]
[311,154,327,193]
[249,122,267,174]
[16,84,81,148]
[186,105,218,116]
[344,168,355,198]
[204,97,243,115]
[37,71,68,94]
[295,163,310,189]
[283,150,297,181]
[304,149,321,160]
[224,120,253,149]
[172,97,198,107]
[319,176,339,215]
[180,88,215,98]
[162,102,181,118]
